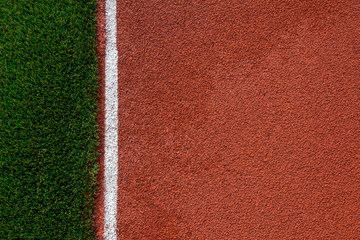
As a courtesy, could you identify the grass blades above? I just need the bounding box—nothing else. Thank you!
[0,0,99,238]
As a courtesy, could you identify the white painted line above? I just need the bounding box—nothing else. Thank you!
[104,0,118,239]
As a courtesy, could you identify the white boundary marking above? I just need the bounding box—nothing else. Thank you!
[104,0,118,239]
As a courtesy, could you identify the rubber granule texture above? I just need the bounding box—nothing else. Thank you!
[116,1,360,239]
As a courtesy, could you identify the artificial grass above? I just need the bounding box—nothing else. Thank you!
[0,0,99,238]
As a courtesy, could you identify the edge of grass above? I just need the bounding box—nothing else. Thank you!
[0,0,99,238]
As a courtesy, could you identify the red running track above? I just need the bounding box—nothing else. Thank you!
[97,0,360,239]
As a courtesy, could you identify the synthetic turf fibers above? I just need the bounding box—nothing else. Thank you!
[116,1,360,239]
[0,0,98,239]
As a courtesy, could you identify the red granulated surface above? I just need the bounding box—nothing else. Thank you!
[94,0,106,238]
[116,1,360,239]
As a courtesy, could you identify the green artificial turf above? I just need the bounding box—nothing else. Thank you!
[0,0,99,238]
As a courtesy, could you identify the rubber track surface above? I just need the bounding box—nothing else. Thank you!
[116,1,360,238]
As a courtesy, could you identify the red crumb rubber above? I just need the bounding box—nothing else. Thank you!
[94,0,106,238]
[116,1,360,239]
